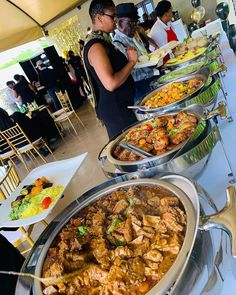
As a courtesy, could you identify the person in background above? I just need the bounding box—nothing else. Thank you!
[140,12,154,31]
[5,81,19,113]
[113,3,158,101]
[149,0,178,47]
[136,25,158,52]
[36,60,61,111]
[150,11,157,23]
[0,233,24,295]
[78,39,85,56]
[67,50,87,100]
[83,0,138,139]
[13,74,37,106]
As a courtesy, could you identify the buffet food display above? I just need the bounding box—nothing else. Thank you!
[165,47,207,67]
[113,112,198,161]
[143,78,203,108]
[15,32,235,295]
[42,184,187,295]
[174,36,209,56]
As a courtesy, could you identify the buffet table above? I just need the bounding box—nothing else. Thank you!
[197,33,236,294]
[15,33,236,294]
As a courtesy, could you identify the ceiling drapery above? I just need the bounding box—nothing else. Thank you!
[0,0,82,52]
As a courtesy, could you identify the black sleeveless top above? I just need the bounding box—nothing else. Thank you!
[84,38,137,139]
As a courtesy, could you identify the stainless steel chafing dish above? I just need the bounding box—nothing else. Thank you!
[16,173,236,295]
[152,60,224,88]
[133,67,210,121]
[99,103,226,179]
[164,39,220,70]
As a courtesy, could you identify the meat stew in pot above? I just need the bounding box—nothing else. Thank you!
[42,185,187,295]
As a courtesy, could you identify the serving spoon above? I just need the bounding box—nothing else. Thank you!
[0,270,81,286]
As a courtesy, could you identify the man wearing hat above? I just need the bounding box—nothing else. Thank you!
[113,3,158,102]
[36,60,61,111]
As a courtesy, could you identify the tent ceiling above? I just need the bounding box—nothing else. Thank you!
[0,0,83,53]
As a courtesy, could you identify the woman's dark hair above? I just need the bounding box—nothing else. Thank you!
[89,0,115,22]
[155,0,172,18]
[14,74,21,81]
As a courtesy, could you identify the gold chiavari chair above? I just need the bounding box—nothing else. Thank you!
[54,91,85,135]
[0,161,47,254]
[0,133,29,170]
[0,123,56,170]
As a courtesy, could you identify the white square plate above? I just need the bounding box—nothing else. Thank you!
[0,153,87,227]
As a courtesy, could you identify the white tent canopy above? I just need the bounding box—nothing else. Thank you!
[0,0,83,52]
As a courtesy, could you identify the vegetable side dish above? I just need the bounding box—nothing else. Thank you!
[144,79,203,108]
[42,185,187,295]
[113,112,198,161]
[10,176,63,220]
[157,62,205,84]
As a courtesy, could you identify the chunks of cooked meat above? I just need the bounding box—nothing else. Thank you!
[113,112,198,161]
[42,185,186,295]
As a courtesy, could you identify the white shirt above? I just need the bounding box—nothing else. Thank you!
[150,18,172,47]
[5,88,16,105]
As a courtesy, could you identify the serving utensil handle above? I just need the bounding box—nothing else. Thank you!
[199,186,236,258]
[205,101,227,120]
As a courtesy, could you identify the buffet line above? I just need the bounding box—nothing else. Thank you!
[16,33,236,295]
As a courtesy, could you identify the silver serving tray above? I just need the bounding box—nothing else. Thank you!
[165,48,208,69]
[99,103,226,177]
[136,67,210,114]
[155,61,207,86]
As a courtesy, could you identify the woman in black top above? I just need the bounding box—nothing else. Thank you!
[84,0,138,139]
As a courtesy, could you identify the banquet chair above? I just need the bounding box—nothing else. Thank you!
[54,91,85,135]
[0,134,28,170]
[0,161,48,254]
[0,123,56,170]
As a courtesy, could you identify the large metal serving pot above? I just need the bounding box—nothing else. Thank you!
[16,173,236,295]
[99,103,226,178]
[134,67,211,121]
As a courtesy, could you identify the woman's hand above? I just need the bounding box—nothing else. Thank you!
[126,46,138,65]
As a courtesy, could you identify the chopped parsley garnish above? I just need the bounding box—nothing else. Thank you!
[77,225,88,236]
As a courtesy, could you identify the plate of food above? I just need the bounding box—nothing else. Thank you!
[0,153,87,227]
[135,49,169,69]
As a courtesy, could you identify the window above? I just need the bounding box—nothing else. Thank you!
[136,0,155,22]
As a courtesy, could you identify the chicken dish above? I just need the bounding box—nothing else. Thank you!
[144,78,203,109]
[113,112,198,162]
[42,185,186,295]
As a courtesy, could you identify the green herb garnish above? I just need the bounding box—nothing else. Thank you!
[168,128,179,136]
[77,225,88,236]
[150,121,157,128]
[106,218,121,234]
[111,218,121,227]
[128,198,134,206]
[114,240,123,246]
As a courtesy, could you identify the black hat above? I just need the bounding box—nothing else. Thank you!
[116,3,139,20]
